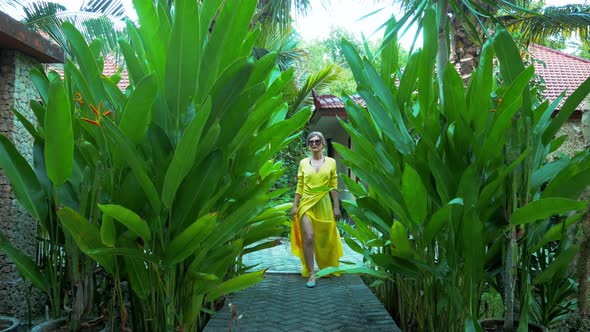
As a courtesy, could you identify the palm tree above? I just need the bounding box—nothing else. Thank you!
[385,0,589,82]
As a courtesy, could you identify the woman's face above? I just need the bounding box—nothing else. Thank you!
[307,136,323,152]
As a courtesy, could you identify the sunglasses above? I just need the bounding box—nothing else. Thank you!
[308,139,322,146]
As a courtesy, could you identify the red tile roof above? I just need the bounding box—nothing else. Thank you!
[529,44,590,112]
[102,55,129,91]
[48,54,129,91]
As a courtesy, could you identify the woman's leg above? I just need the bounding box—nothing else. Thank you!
[300,213,315,282]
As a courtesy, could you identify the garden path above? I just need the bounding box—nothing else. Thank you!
[203,237,401,331]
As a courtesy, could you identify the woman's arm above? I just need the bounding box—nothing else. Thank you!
[331,190,341,219]
[291,193,301,216]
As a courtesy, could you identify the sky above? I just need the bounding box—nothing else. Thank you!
[4,0,588,48]
[293,0,589,48]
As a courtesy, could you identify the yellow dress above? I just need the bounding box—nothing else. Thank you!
[290,156,343,277]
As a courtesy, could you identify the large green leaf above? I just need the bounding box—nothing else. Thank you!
[204,269,265,302]
[102,121,161,213]
[164,213,217,265]
[402,164,427,224]
[118,38,146,86]
[510,198,587,225]
[118,75,158,144]
[44,78,73,185]
[542,75,590,145]
[30,67,49,104]
[57,207,114,273]
[533,245,579,284]
[0,135,47,221]
[132,0,167,87]
[165,0,200,132]
[0,232,49,292]
[98,204,151,241]
[162,99,212,208]
[61,22,106,104]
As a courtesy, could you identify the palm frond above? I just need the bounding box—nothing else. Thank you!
[289,64,342,115]
[21,1,126,56]
[505,4,590,46]
[254,28,307,71]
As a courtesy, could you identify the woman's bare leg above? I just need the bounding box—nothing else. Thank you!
[301,214,315,282]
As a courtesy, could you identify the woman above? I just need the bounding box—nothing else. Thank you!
[291,131,343,288]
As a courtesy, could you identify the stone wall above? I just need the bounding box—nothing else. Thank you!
[0,49,45,319]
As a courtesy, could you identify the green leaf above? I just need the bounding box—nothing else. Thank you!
[543,75,590,145]
[315,265,388,279]
[204,269,265,302]
[102,121,161,213]
[0,232,49,293]
[57,207,114,273]
[100,214,116,247]
[118,38,146,86]
[390,220,412,257]
[45,78,73,185]
[536,212,583,250]
[162,98,212,208]
[30,68,49,104]
[98,204,151,241]
[424,198,463,243]
[510,198,587,225]
[0,135,47,221]
[62,22,106,104]
[118,75,158,144]
[533,245,579,284]
[402,164,427,224]
[132,0,166,87]
[165,0,200,132]
[164,213,217,265]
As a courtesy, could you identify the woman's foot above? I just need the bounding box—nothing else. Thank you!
[306,275,316,288]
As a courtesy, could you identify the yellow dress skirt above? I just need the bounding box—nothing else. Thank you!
[290,157,343,277]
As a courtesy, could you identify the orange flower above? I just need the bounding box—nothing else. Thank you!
[81,101,111,127]
[74,92,84,105]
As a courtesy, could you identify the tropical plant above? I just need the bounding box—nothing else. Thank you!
[0,0,311,331]
[315,5,590,331]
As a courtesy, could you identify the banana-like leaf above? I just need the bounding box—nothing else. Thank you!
[30,67,49,104]
[165,0,199,132]
[132,0,166,86]
[536,212,583,250]
[204,269,265,303]
[402,164,428,224]
[541,159,590,200]
[315,265,389,279]
[57,207,114,273]
[510,198,587,225]
[0,135,47,221]
[102,120,160,213]
[98,204,151,241]
[100,214,116,247]
[162,98,212,208]
[118,38,146,86]
[62,22,106,104]
[390,220,412,258]
[118,75,158,144]
[0,232,49,293]
[45,78,73,185]
[164,213,217,265]
[424,198,464,244]
[542,75,590,145]
[533,245,579,285]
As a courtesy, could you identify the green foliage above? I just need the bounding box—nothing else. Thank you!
[0,0,310,330]
[296,26,409,96]
[329,4,590,331]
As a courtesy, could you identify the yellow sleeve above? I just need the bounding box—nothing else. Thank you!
[329,158,338,189]
[296,159,304,196]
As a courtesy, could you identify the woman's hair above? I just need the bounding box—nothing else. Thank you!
[306,131,325,145]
